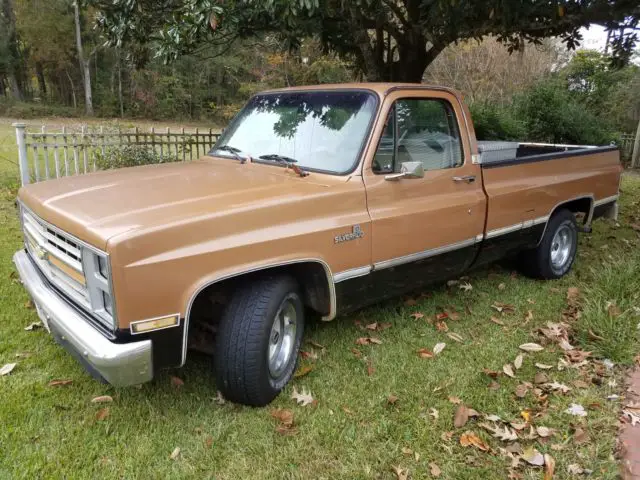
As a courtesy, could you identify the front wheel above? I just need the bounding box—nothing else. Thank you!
[519,209,578,279]
[214,274,304,406]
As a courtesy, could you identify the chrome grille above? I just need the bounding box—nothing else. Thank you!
[22,209,91,309]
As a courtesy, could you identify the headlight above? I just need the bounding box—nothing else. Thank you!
[83,250,116,326]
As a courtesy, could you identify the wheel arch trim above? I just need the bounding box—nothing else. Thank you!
[181,258,336,366]
[536,194,594,247]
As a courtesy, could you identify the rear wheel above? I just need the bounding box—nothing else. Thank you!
[520,209,578,279]
[214,274,304,406]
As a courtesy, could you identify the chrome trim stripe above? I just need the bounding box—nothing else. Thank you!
[373,237,476,271]
[486,223,523,239]
[129,313,182,335]
[333,266,372,283]
[182,258,336,366]
[594,194,619,206]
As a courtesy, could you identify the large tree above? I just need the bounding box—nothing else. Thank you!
[93,0,640,82]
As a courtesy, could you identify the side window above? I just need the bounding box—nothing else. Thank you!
[372,98,463,174]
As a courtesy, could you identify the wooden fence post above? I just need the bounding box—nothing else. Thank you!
[13,122,30,186]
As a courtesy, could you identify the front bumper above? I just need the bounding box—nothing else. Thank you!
[13,250,153,386]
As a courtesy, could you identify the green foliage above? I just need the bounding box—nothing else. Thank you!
[0,98,78,118]
[514,80,615,145]
[469,103,526,141]
[93,145,167,170]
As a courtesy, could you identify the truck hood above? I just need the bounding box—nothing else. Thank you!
[18,158,337,250]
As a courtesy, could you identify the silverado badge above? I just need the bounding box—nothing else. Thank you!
[334,225,364,244]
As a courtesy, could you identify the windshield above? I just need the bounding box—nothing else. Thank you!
[211,90,378,174]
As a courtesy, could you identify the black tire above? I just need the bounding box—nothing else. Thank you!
[519,209,578,279]
[214,274,304,406]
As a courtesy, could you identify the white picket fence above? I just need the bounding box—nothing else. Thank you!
[13,123,221,186]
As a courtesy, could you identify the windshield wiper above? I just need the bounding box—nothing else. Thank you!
[257,154,309,177]
[210,145,250,164]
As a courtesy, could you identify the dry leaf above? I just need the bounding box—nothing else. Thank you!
[498,283,506,290]
[417,348,434,359]
[454,405,470,428]
[565,403,587,417]
[572,427,589,444]
[433,343,446,355]
[0,363,16,376]
[387,394,399,405]
[392,465,408,480]
[480,423,518,441]
[24,322,42,331]
[435,320,448,332]
[294,365,314,378]
[519,343,544,352]
[490,316,505,326]
[515,384,528,398]
[534,372,549,384]
[91,395,113,404]
[536,426,554,438]
[544,454,555,480]
[535,363,553,370]
[448,396,462,404]
[523,310,534,323]
[429,462,442,477]
[514,354,524,370]
[48,379,73,386]
[459,431,490,451]
[492,302,515,313]
[567,464,584,474]
[410,312,425,320]
[459,282,473,292]
[401,447,413,456]
[522,446,544,466]
[307,340,325,350]
[429,408,439,419]
[365,322,378,331]
[503,364,515,378]
[447,332,464,343]
[291,387,314,407]
[95,407,110,421]
[215,391,226,405]
[170,447,180,460]
[544,382,571,394]
[170,376,184,387]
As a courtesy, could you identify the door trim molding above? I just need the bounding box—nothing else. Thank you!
[372,237,478,271]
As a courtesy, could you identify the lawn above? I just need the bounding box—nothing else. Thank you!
[1,167,639,478]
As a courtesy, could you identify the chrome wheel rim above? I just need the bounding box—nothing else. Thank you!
[550,225,573,270]
[268,294,297,378]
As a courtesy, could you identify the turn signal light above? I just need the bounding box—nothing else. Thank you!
[130,314,180,334]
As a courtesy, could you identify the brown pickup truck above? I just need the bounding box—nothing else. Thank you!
[13,83,622,406]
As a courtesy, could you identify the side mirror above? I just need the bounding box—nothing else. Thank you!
[384,161,424,181]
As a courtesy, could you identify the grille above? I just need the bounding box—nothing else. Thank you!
[22,209,91,309]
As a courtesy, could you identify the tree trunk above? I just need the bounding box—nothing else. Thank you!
[117,48,124,117]
[65,70,77,109]
[35,62,47,99]
[632,117,640,169]
[73,1,94,115]
[2,0,24,100]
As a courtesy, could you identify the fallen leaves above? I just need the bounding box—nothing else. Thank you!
[24,322,42,331]
[565,403,587,417]
[459,431,490,451]
[429,462,442,477]
[459,282,473,292]
[170,376,184,388]
[169,447,181,460]
[410,312,425,320]
[294,365,314,378]
[514,354,524,370]
[519,343,544,352]
[95,407,110,421]
[433,343,446,355]
[417,348,434,359]
[543,454,555,480]
[492,302,515,314]
[503,364,515,378]
[454,405,470,428]
[48,379,73,386]
[91,395,113,403]
[355,337,382,346]
[291,387,314,407]
[391,465,408,480]
[522,446,544,466]
[0,363,16,376]
[270,408,296,435]
[480,422,518,441]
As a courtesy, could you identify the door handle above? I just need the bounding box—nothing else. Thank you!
[452,175,476,183]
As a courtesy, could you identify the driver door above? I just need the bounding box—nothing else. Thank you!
[363,89,486,293]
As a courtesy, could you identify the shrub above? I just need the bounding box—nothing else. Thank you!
[469,102,527,141]
[0,99,78,119]
[94,145,169,170]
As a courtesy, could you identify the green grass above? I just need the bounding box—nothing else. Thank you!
[1,174,639,479]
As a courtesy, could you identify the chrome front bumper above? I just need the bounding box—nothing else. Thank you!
[13,250,153,386]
